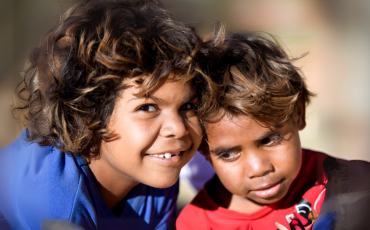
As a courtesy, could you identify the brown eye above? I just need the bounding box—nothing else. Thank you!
[218,151,241,162]
[179,102,197,119]
[180,102,196,111]
[261,137,272,145]
[137,104,157,112]
[261,134,283,146]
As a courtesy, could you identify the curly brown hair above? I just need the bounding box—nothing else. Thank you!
[198,32,314,154]
[14,0,206,160]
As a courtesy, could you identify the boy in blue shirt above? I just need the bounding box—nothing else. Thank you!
[0,0,206,229]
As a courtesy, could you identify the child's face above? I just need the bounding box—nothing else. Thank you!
[205,112,305,205]
[99,76,202,188]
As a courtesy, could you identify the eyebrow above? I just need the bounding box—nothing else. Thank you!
[128,93,198,105]
[128,95,167,104]
[209,125,284,154]
[209,146,241,155]
[255,125,284,142]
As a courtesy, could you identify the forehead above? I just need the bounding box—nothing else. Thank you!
[205,114,270,146]
[121,76,195,100]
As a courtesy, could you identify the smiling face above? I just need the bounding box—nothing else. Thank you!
[206,111,305,208]
[93,76,202,190]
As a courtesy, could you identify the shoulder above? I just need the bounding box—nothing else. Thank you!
[302,149,329,165]
[176,188,211,230]
[0,130,85,229]
[0,130,52,163]
[300,149,330,184]
[301,148,330,175]
[176,177,218,230]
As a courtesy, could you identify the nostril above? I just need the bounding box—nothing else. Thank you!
[160,115,189,139]
[260,168,275,177]
[246,162,275,179]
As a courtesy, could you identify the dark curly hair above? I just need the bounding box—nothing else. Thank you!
[14,0,206,161]
[198,32,314,154]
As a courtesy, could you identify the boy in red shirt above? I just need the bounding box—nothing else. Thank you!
[177,33,370,230]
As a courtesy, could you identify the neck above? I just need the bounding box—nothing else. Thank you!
[209,176,264,214]
[89,158,139,211]
[229,194,265,214]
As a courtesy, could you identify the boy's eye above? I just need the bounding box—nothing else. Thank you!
[180,102,196,111]
[261,134,283,146]
[137,105,157,112]
[218,151,241,162]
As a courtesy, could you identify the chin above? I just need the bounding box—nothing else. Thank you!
[257,197,282,205]
[256,192,288,205]
[145,175,179,189]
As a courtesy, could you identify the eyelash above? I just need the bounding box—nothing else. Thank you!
[137,104,158,112]
[218,151,241,162]
[136,102,196,112]
[216,134,283,162]
[180,102,196,111]
[260,133,283,146]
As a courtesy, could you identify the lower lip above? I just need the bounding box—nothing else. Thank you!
[252,180,283,199]
[145,152,183,165]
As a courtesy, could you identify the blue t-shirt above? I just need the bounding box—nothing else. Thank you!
[0,130,178,230]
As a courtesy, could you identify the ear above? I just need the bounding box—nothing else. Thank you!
[295,95,306,130]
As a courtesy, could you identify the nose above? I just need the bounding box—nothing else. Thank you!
[160,112,189,139]
[245,152,274,179]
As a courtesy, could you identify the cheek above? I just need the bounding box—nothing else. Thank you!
[287,137,303,176]
[213,160,246,193]
[110,116,159,152]
[271,131,302,176]
[186,117,202,146]
[275,148,302,179]
[289,151,302,176]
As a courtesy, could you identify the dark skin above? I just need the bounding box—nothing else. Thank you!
[205,99,306,214]
[207,176,269,214]
[89,77,202,212]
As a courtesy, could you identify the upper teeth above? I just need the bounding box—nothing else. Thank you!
[152,153,172,158]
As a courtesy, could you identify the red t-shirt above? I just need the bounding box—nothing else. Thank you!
[177,149,328,230]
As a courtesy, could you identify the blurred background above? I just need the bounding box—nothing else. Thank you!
[1,0,370,221]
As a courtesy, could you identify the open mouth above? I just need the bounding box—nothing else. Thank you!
[146,151,184,159]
